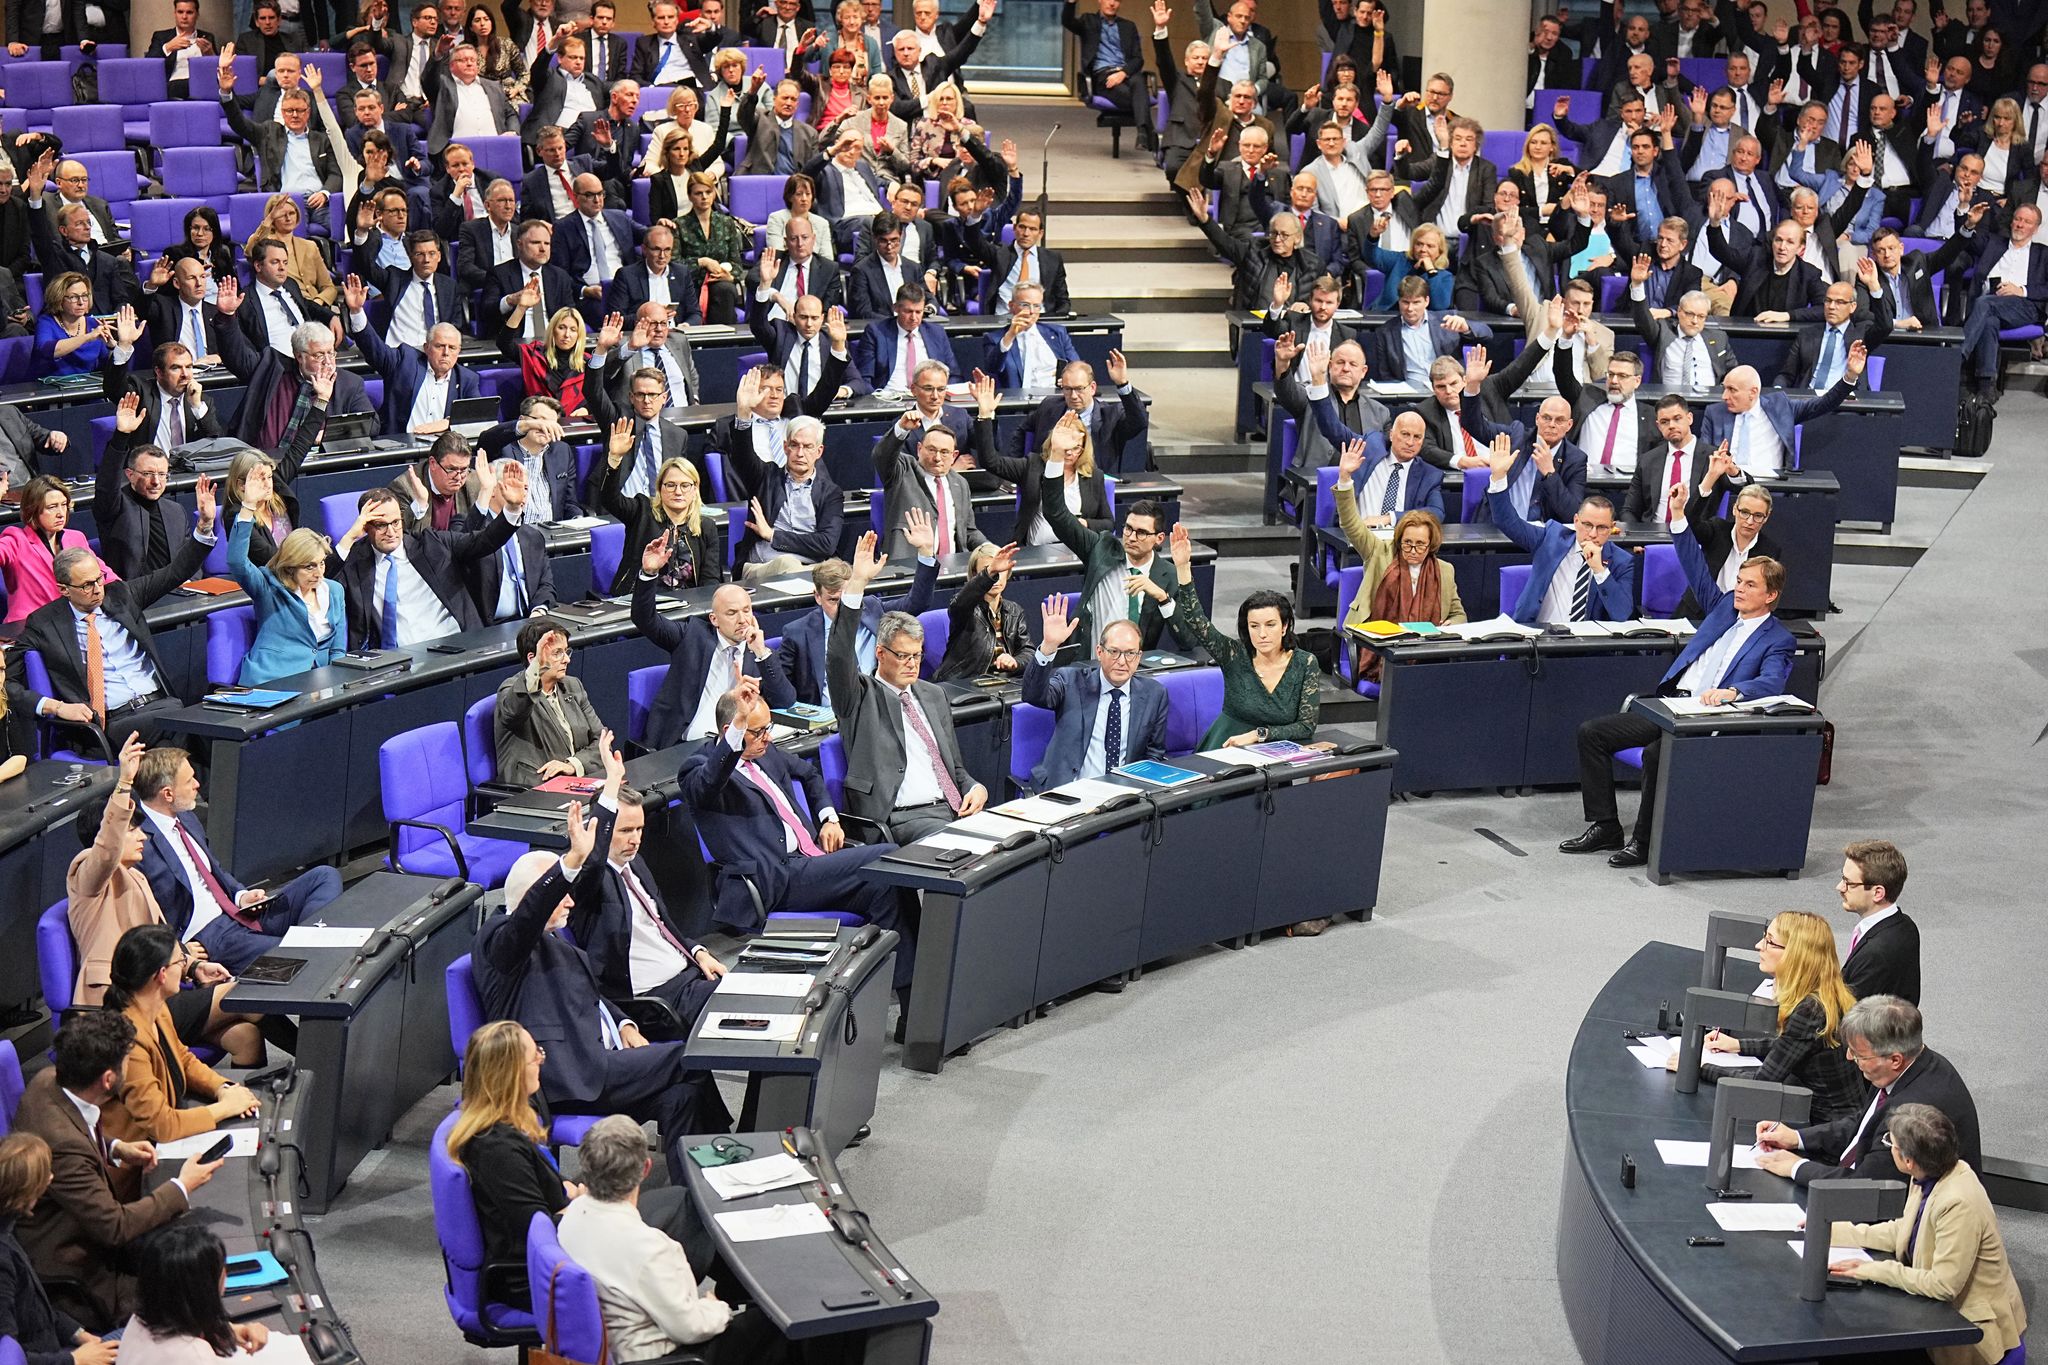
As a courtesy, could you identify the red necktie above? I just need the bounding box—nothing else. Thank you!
[174,819,264,930]
[555,170,573,209]
[795,262,807,296]
[930,470,950,551]
[896,689,963,811]
[1665,448,1686,523]
[739,761,825,856]
[463,190,476,221]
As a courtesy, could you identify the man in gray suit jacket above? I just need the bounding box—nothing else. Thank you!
[1020,596,1168,791]
[740,79,822,176]
[870,415,988,563]
[427,49,519,156]
[827,532,989,841]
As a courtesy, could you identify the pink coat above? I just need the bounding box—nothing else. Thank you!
[0,525,119,624]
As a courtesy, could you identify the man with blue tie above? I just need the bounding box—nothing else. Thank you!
[343,273,488,438]
[1471,396,1588,527]
[1772,268,1893,390]
[367,231,462,351]
[1564,477,1797,867]
[1484,435,1636,626]
[1697,348,1862,479]
[775,513,939,705]
[336,471,516,651]
[478,752,732,1187]
[468,459,557,624]
[984,283,1080,390]
[1022,594,1168,790]
[142,257,229,367]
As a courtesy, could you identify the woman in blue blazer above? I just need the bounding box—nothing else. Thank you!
[227,459,347,684]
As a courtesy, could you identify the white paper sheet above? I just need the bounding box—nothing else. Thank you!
[715,1202,831,1242]
[155,1127,260,1160]
[1706,1202,1807,1232]
[946,811,1041,840]
[1565,621,1617,637]
[758,576,819,595]
[915,831,1000,855]
[702,1153,817,1201]
[1636,618,1699,636]
[278,925,374,949]
[1436,615,1543,640]
[1787,1241,1872,1263]
[246,1332,315,1363]
[712,972,816,999]
[1195,746,1283,768]
[698,1012,803,1042]
[554,515,609,530]
[1653,1140,1762,1169]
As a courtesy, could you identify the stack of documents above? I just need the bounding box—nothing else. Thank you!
[714,1203,830,1242]
[1436,616,1542,640]
[701,1153,816,1201]
[1653,1139,1761,1169]
[1624,1034,1764,1070]
[1707,1203,1806,1232]
[990,778,1135,825]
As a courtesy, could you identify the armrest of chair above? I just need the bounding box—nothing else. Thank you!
[479,1259,537,1314]
[388,818,470,881]
[837,813,888,845]
[471,781,527,816]
[617,994,686,1040]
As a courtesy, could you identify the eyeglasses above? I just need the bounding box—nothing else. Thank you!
[741,723,774,739]
[1759,935,1786,950]
[1878,1132,1897,1150]
[878,642,921,664]
[1572,519,1616,536]
[64,575,105,592]
[1099,647,1141,662]
[363,518,402,533]
[1120,525,1160,539]
[1057,383,1093,394]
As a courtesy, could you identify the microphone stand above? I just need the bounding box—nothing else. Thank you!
[1040,123,1060,216]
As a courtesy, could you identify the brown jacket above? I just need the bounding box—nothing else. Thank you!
[102,998,227,1147]
[12,1069,187,1329]
[65,788,165,1008]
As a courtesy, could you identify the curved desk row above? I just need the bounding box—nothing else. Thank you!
[1560,941,1976,1363]
[0,761,116,1020]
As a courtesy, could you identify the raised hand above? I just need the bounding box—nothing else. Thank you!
[1463,344,1492,388]
[902,506,936,556]
[149,256,172,290]
[1630,252,1650,285]
[564,800,597,866]
[1183,185,1209,223]
[970,368,997,415]
[1270,270,1291,312]
[1150,0,1168,25]
[1844,339,1867,377]
[342,273,368,313]
[114,305,143,348]
[990,541,1019,577]
[1168,521,1192,575]
[194,474,216,531]
[1271,330,1301,374]
[1486,431,1516,482]
[824,304,848,349]
[640,527,673,575]
[1667,478,1688,522]
[1553,94,1571,121]
[114,390,145,434]
[215,273,241,316]
[1039,592,1078,651]
[596,310,625,351]
[118,731,146,783]
[1337,437,1365,480]
[850,528,886,585]
[1305,338,1330,384]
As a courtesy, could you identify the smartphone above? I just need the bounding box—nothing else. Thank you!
[199,1133,234,1162]
[717,1017,773,1031]
[820,1289,878,1311]
[1039,791,1082,806]
[427,643,467,655]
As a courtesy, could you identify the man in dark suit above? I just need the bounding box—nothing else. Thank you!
[1756,996,1976,1185]
[1391,70,1462,179]
[1622,395,1713,524]
[94,398,204,581]
[849,285,957,394]
[1062,0,1145,121]
[1366,279,1487,391]
[465,458,557,623]
[1023,595,1168,788]
[477,398,583,523]
[982,285,1083,390]
[1556,91,1651,179]
[983,208,1073,315]
[219,78,342,210]
[1414,120,1500,238]
[604,223,701,326]
[1860,228,1947,331]
[481,220,580,360]
[804,136,895,255]
[349,88,428,184]
[1484,440,1636,630]
[1455,208,1561,317]
[427,49,520,157]
[523,37,608,151]
[15,1011,230,1331]
[520,126,594,226]
[341,273,487,437]
[1154,19,1221,185]
[145,0,218,98]
[744,290,850,418]
[1815,44,1879,145]
[1251,170,1347,282]
[880,16,987,124]
[9,492,216,753]
[1621,220,1709,315]
[1473,396,1589,527]
[1002,351,1150,473]
[1697,354,1861,477]
[1632,275,1741,386]
[1954,203,2048,396]
[1199,126,1289,241]
[28,200,140,314]
[566,92,641,197]
[213,290,372,449]
[632,556,798,749]
[332,480,514,649]
[1600,129,1694,237]
[847,213,945,320]
[1835,839,1921,1003]
[580,0,631,83]
[775,531,938,705]
[554,173,643,318]
[338,41,412,134]
[826,535,989,841]
[362,231,465,350]
[680,680,918,1001]
[477,779,732,1186]
[1732,219,1827,318]
[1565,479,1794,865]
[1773,269,1894,389]
[238,239,338,359]
[140,257,233,366]
[1528,13,1579,100]
[871,414,985,561]
[1269,330,1379,473]
[630,0,712,88]
[752,219,845,320]
[458,178,524,303]
[134,746,341,971]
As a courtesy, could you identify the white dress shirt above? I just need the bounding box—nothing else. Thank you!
[685,634,746,739]
[1358,453,1415,513]
[1580,397,1640,472]
[1674,608,1766,694]
[1010,325,1059,390]
[406,367,453,434]
[373,542,462,644]
[139,805,230,940]
[1716,525,1762,592]
[450,79,499,139]
[1727,404,1782,475]
[612,858,690,992]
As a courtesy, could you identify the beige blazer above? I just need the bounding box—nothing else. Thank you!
[1832,1161,2027,1365]
[1335,480,1465,633]
[65,789,164,1007]
[248,231,338,307]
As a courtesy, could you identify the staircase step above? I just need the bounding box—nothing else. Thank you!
[1152,440,1263,474]
[1181,521,1300,557]
[1118,312,1236,367]
[1897,453,1991,488]
[1042,192,1185,215]
[1834,532,1929,567]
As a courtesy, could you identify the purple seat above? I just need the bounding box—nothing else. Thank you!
[99,57,166,111]
[625,664,665,745]
[205,605,256,687]
[525,1214,607,1365]
[0,336,33,384]
[915,607,949,677]
[1481,129,1525,169]
[428,1106,543,1347]
[631,177,650,221]
[1158,666,1225,755]
[739,46,787,86]
[303,52,345,89]
[129,198,209,255]
[88,415,116,463]
[1598,273,1628,314]
[73,151,139,207]
[148,99,219,150]
[1615,746,1646,771]
[1641,543,1684,617]
[1864,354,1885,391]
[51,105,123,152]
[1500,563,1531,611]
[868,488,883,536]
[1542,89,1601,127]
[1332,564,1380,697]
[2,62,73,117]
[727,175,784,227]
[380,722,527,888]
[1085,90,1137,158]
[589,521,625,595]
[1008,702,1055,790]
[815,733,848,808]
[190,55,257,95]
[0,1041,23,1133]
[35,899,75,1022]
[442,956,597,1154]
[462,693,498,788]
[229,191,300,241]
[467,135,523,182]
[318,490,363,542]
[162,146,238,200]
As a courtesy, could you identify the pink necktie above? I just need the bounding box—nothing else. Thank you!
[896,689,962,811]
[930,473,950,551]
[622,865,692,954]
[902,326,918,383]
[1849,924,1865,955]
[739,760,825,856]
[1600,408,1620,466]
[1665,449,1686,523]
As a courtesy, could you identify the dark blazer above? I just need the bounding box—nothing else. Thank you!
[1365,314,1488,389]
[630,581,798,750]
[1274,364,1385,472]
[1626,441,1713,521]
[1733,257,1830,318]
[93,427,199,581]
[0,1216,84,1364]
[1772,307,1894,390]
[1840,909,1921,1004]
[1655,521,1796,696]
[1003,390,1149,472]
[720,422,848,573]
[234,276,334,354]
[775,558,939,705]
[1491,487,1636,624]
[365,261,467,340]
[755,250,845,314]
[849,318,958,395]
[519,155,598,228]
[480,259,580,360]
[1632,293,1741,384]
[1792,1047,1979,1188]
[824,582,978,825]
[1414,153,1502,232]
[347,313,487,435]
[467,520,556,622]
[474,801,646,1109]
[215,317,373,450]
[603,262,702,325]
[140,292,234,367]
[477,423,583,521]
[936,570,1030,681]
[883,42,982,124]
[29,229,140,313]
[1700,992,1872,1122]
[567,851,709,1007]
[576,32,631,85]
[417,162,499,240]
[138,807,250,939]
[803,152,890,224]
[457,1121,569,1309]
[976,417,1113,538]
[1455,236,1564,316]
[847,254,928,320]
[1472,439,1589,528]
[1061,0,1144,88]
[871,422,987,561]
[1199,155,1290,240]
[457,215,522,299]
[8,536,208,736]
[13,1069,187,1330]
[1020,657,1167,789]
[145,27,219,81]
[1310,403,1449,520]
[335,515,515,650]
[523,49,609,147]
[630,30,713,90]
[222,95,344,193]
[552,208,643,286]
[1250,184,1347,278]
[678,739,840,931]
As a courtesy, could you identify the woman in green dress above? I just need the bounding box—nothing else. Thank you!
[1168,523,1330,931]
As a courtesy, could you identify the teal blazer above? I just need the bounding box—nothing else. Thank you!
[228,516,346,684]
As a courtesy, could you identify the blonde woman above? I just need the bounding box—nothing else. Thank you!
[967,372,1110,547]
[641,85,730,180]
[1365,221,1454,308]
[1972,98,2025,196]
[1671,910,1870,1121]
[519,306,592,418]
[599,422,722,594]
[244,194,338,307]
[908,81,982,180]
[447,1021,573,1310]
[1508,123,1575,218]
